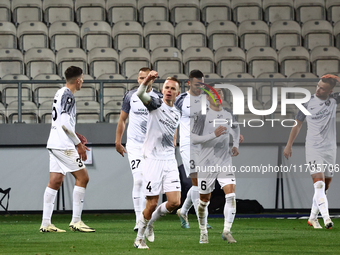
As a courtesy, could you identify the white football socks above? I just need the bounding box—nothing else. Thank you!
[42,187,57,227]
[180,187,193,215]
[313,181,330,223]
[198,199,208,233]
[224,193,236,232]
[132,171,144,223]
[71,186,86,224]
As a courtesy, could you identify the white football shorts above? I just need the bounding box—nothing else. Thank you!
[305,147,336,178]
[142,158,181,196]
[49,148,85,175]
[127,151,144,173]
[180,145,200,178]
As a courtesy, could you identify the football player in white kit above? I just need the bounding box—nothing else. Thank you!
[174,70,212,229]
[284,74,340,229]
[115,67,162,231]
[40,66,95,233]
[191,86,240,244]
[134,71,181,249]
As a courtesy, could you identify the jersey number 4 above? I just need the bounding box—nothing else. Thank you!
[146,181,152,192]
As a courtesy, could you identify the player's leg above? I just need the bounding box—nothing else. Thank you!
[40,171,65,232]
[220,179,237,243]
[128,153,145,230]
[40,150,66,232]
[135,195,158,249]
[177,148,193,228]
[197,175,215,244]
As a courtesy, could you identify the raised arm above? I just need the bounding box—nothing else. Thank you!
[136,70,158,105]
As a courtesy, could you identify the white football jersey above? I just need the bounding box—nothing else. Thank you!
[47,87,77,150]
[192,107,240,167]
[296,93,340,150]
[142,97,181,159]
[121,89,162,154]
[175,92,202,147]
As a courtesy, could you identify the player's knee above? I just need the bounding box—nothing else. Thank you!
[147,200,158,211]
[167,199,180,210]
[314,180,324,190]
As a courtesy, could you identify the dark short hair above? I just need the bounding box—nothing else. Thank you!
[65,66,83,82]
[189,69,204,80]
[139,67,151,73]
[321,74,340,89]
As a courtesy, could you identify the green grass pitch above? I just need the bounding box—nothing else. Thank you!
[0,214,339,254]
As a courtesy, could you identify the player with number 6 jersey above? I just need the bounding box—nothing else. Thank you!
[40,66,95,233]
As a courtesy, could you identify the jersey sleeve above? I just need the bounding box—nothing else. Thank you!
[296,102,308,122]
[174,93,186,110]
[121,90,134,113]
[146,96,163,112]
[331,92,340,104]
[60,89,75,115]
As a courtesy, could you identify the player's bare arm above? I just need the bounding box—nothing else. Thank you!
[136,70,158,105]
[115,110,129,157]
[239,134,244,144]
[283,119,303,159]
[76,132,87,144]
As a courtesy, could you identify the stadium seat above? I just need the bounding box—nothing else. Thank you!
[56,48,88,77]
[231,0,263,25]
[39,100,53,123]
[289,72,318,98]
[278,46,310,77]
[302,20,334,51]
[326,0,340,24]
[138,0,169,25]
[182,47,214,75]
[81,21,112,52]
[106,0,137,26]
[49,21,80,53]
[43,0,74,25]
[24,48,56,78]
[75,0,106,25]
[32,74,63,105]
[334,21,340,49]
[0,49,24,78]
[144,21,175,52]
[119,47,150,78]
[7,100,39,124]
[224,72,256,104]
[215,47,246,77]
[263,0,294,24]
[104,100,122,123]
[256,73,287,104]
[310,46,340,77]
[238,20,270,51]
[0,0,11,22]
[151,47,182,77]
[169,0,200,25]
[204,73,221,79]
[295,0,326,24]
[207,21,238,51]
[200,0,231,25]
[175,21,206,52]
[76,100,100,123]
[0,22,17,49]
[97,73,126,104]
[0,102,7,123]
[88,47,119,78]
[112,21,143,52]
[12,0,43,25]
[74,74,97,102]
[247,47,278,78]
[1,74,31,106]
[270,20,301,51]
[17,21,48,53]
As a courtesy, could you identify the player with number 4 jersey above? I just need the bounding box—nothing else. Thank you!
[40,66,95,233]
